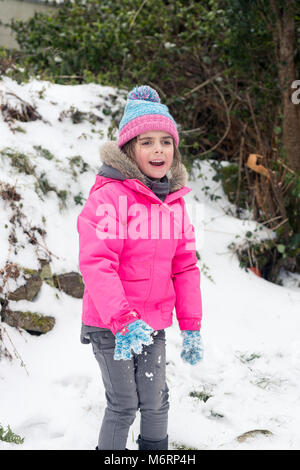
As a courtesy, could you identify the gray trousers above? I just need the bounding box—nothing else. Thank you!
[88,329,169,450]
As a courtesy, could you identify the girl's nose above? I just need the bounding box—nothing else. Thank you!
[154,142,163,153]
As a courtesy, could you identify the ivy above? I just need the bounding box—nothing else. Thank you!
[0,424,24,445]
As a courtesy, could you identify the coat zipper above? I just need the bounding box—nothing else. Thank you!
[143,238,158,315]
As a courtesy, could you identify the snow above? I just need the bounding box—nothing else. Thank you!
[0,76,300,450]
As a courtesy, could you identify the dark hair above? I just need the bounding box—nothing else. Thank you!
[121,136,182,175]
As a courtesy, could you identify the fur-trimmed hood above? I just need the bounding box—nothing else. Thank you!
[99,141,188,193]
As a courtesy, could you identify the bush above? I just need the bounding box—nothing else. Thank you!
[9,0,226,98]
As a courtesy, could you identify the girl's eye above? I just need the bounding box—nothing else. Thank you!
[140,140,172,146]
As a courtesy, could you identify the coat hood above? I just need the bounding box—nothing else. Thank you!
[98,140,188,193]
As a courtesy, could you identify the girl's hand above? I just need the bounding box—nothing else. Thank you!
[180,330,203,365]
[114,320,154,361]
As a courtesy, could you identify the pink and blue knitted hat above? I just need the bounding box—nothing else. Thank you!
[118,85,179,148]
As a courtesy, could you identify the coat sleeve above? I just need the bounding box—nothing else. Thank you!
[77,188,139,334]
[172,200,202,331]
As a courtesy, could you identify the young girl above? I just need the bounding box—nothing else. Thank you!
[77,85,203,451]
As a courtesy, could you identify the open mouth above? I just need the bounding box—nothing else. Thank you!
[149,160,165,167]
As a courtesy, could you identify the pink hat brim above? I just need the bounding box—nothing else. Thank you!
[118,114,179,148]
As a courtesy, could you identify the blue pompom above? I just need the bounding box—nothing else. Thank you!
[128,85,161,103]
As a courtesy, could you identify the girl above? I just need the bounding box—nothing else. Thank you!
[77,85,203,451]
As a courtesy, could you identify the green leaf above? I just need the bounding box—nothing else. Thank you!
[273,126,282,135]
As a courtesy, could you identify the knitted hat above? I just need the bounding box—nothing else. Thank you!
[118,85,179,148]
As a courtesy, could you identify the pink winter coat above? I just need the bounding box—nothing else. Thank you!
[77,141,202,335]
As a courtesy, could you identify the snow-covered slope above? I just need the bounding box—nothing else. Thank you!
[0,77,300,450]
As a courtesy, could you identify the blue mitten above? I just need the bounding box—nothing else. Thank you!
[181,330,203,365]
[114,320,154,361]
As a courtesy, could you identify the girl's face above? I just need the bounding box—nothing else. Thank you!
[134,131,174,179]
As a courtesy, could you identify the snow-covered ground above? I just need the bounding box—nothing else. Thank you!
[0,76,300,450]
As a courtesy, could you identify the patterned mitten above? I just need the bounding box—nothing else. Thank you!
[181,330,203,365]
[114,320,154,361]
